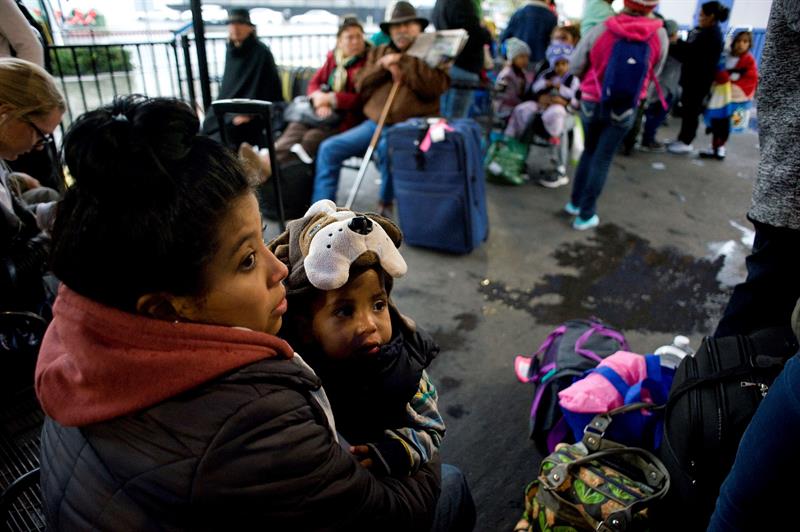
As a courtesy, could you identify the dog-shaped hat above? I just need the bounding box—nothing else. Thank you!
[268,200,407,294]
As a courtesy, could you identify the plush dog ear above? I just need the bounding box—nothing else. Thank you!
[368,212,403,249]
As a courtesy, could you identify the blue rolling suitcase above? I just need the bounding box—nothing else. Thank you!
[387,118,489,254]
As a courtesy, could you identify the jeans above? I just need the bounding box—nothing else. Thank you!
[570,100,635,220]
[430,464,476,532]
[708,354,800,531]
[714,219,800,338]
[440,65,479,119]
[312,119,392,204]
[641,94,674,144]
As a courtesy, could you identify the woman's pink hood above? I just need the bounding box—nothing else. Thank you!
[35,285,294,427]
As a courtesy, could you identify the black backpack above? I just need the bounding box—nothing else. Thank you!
[654,327,799,531]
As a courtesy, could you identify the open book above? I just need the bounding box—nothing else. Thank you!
[406,29,468,68]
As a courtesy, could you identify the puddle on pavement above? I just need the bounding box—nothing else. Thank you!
[479,224,731,334]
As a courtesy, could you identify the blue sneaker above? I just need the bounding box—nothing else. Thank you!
[564,202,580,216]
[572,214,599,231]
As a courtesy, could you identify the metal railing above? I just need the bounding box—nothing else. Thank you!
[48,40,186,128]
[46,32,338,127]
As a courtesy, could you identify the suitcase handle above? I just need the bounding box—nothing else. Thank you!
[211,98,286,231]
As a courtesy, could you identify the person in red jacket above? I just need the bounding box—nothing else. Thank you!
[700,30,758,160]
[273,17,369,165]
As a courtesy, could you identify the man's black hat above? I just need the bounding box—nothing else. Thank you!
[227,8,254,26]
[379,2,429,34]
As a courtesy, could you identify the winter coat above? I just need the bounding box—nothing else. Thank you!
[499,0,557,63]
[200,33,283,137]
[308,49,368,132]
[715,52,758,101]
[302,310,445,477]
[356,43,450,125]
[670,23,724,97]
[36,286,441,531]
[749,0,800,231]
[570,13,668,104]
[493,65,530,117]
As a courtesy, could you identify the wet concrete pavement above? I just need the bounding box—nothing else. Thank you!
[319,121,758,531]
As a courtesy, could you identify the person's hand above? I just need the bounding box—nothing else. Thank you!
[379,53,402,69]
[232,115,252,126]
[10,172,41,191]
[350,445,374,469]
[552,95,568,106]
[311,91,334,109]
[387,63,403,83]
[315,105,333,118]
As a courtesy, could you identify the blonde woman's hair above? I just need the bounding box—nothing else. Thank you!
[0,57,65,120]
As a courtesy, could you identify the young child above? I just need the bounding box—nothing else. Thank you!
[700,29,758,160]
[269,200,445,477]
[494,37,532,120]
[553,24,580,47]
[504,42,580,144]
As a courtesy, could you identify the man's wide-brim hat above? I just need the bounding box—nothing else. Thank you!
[380,1,429,34]
[227,8,254,26]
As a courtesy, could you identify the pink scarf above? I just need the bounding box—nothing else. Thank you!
[36,285,294,427]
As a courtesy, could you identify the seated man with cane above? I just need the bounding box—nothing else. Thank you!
[311,2,450,216]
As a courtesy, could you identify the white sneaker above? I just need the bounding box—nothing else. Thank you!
[667,141,694,154]
[538,174,569,188]
[290,143,313,164]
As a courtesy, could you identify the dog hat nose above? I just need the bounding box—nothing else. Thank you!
[348,216,373,235]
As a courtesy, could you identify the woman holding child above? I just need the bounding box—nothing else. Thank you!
[36,95,472,530]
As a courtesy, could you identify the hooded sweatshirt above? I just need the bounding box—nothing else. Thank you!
[35,285,294,427]
[570,13,668,104]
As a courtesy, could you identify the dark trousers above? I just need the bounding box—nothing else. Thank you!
[709,117,730,148]
[715,219,800,337]
[642,94,674,144]
[430,464,476,532]
[274,122,334,164]
[678,89,707,145]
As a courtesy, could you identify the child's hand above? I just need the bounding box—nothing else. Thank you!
[350,445,374,469]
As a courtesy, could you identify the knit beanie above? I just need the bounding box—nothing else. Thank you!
[623,0,659,14]
[546,41,574,65]
[267,199,407,296]
[504,37,531,62]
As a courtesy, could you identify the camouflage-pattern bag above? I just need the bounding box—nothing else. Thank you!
[515,405,670,532]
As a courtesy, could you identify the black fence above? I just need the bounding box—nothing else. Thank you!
[47,32,337,128]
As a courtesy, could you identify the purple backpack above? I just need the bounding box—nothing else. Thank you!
[515,319,628,454]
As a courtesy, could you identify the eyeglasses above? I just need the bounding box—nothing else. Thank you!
[22,117,54,149]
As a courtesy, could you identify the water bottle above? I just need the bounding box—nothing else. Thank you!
[654,335,693,369]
